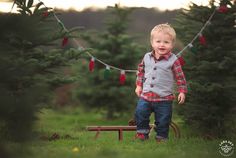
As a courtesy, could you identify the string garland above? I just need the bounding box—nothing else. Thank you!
[11,0,230,84]
[176,7,218,56]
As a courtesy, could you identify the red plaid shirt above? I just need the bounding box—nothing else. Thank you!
[136,51,187,102]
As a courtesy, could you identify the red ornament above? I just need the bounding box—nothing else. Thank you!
[119,70,126,85]
[62,37,69,47]
[89,57,95,72]
[199,34,206,46]
[178,56,185,66]
[42,11,49,17]
[218,5,228,13]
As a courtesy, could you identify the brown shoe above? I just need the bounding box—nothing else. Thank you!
[156,138,167,143]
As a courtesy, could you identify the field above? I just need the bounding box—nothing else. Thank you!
[6,107,226,158]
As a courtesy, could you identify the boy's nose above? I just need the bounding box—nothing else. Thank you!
[160,42,165,46]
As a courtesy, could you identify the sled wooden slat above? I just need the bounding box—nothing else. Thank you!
[86,125,142,141]
[86,122,180,141]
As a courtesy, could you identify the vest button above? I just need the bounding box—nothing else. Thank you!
[150,84,154,87]
[153,67,157,70]
[152,77,155,80]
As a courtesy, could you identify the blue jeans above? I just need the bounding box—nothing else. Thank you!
[135,98,172,139]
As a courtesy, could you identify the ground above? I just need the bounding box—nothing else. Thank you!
[6,107,228,158]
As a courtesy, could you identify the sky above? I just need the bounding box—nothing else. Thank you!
[0,0,210,13]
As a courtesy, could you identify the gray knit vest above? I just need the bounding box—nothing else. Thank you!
[142,52,178,97]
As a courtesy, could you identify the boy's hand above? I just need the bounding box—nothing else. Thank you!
[135,86,142,97]
[178,93,186,104]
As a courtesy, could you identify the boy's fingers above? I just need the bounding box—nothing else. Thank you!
[138,91,141,97]
[178,95,181,102]
[178,95,185,104]
[135,90,140,96]
[137,92,140,97]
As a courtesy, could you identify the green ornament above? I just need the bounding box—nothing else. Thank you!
[104,66,110,79]
[188,44,198,54]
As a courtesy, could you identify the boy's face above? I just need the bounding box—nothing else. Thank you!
[151,31,174,56]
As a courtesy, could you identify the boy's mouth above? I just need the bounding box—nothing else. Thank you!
[159,48,166,51]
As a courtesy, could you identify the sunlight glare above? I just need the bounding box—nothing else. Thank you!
[0,0,210,13]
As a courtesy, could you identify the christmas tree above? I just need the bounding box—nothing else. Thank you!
[0,0,81,141]
[75,4,144,119]
[174,0,236,138]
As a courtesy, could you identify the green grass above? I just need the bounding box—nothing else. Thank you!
[6,107,227,158]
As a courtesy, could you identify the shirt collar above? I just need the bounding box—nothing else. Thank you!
[150,50,172,61]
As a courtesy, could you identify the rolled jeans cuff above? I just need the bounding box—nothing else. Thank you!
[156,135,168,140]
[137,129,149,134]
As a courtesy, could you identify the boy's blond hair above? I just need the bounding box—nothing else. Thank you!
[150,23,176,43]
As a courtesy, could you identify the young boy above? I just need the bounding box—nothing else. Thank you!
[135,23,187,142]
